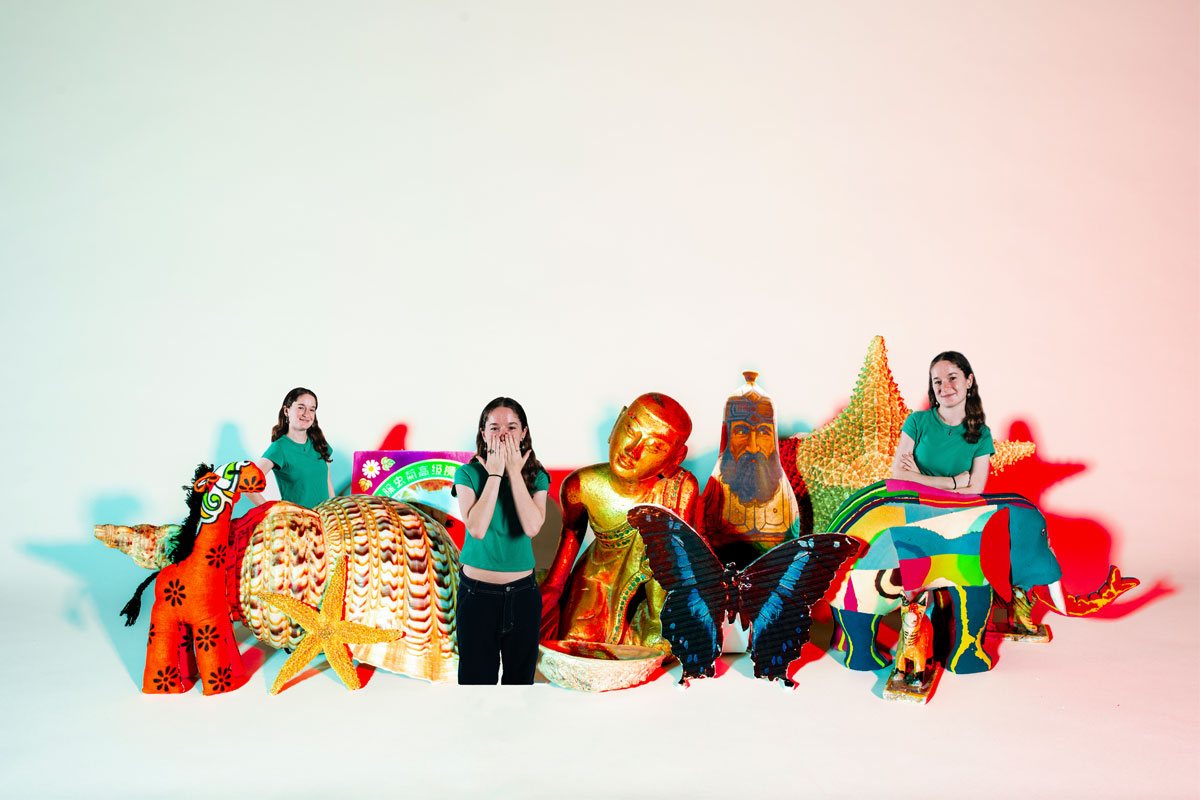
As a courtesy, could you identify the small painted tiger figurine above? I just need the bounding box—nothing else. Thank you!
[895,596,934,684]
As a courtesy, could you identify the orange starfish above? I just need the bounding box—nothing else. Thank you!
[258,556,403,694]
[792,336,1035,532]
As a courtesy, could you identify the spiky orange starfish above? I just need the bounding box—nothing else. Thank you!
[793,336,1034,532]
[258,557,403,694]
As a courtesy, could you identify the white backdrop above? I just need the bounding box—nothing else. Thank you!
[2,3,1196,797]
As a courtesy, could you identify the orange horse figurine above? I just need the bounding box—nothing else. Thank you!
[120,461,265,695]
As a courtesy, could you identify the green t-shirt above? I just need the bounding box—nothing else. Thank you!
[453,461,550,571]
[901,409,994,478]
[263,436,331,509]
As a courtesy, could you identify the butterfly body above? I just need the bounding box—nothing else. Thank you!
[628,504,861,685]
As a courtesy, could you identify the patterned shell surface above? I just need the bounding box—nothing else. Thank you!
[237,496,460,683]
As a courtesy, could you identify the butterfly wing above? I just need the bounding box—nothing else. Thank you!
[627,504,728,681]
[739,533,861,682]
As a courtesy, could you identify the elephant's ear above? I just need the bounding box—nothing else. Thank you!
[980,507,1012,603]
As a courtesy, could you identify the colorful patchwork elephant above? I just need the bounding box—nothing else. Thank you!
[826,480,1137,674]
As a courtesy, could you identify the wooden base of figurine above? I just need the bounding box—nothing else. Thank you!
[883,668,935,704]
[988,589,1053,643]
[987,620,1053,643]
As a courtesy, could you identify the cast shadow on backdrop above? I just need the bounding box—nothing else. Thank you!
[27,421,312,687]
[987,420,1173,623]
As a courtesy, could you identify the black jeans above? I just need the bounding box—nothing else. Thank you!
[456,570,541,685]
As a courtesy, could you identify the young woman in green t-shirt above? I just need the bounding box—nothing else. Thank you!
[246,387,335,508]
[887,351,997,657]
[891,351,994,493]
[452,397,549,684]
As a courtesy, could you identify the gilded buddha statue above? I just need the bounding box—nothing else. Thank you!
[539,393,698,651]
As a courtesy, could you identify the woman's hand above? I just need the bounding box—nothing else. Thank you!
[953,471,970,490]
[246,458,277,506]
[898,453,917,473]
[502,436,545,538]
[503,434,530,477]
[481,433,506,476]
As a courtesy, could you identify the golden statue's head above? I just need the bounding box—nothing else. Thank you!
[717,372,785,505]
[607,393,692,482]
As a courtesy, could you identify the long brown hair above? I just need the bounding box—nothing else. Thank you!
[927,352,986,444]
[271,387,332,462]
[475,397,545,493]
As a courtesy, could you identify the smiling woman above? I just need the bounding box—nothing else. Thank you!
[246,387,335,509]
[891,352,994,494]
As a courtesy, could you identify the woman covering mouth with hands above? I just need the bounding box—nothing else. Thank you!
[452,397,550,685]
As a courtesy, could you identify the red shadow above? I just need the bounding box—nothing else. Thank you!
[785,641,829,682]
[713,654,736,678]
[355,663,376,688]
[919,662,946,703]
[239,641,273,679]
[545,468,574,510]
[378,424,409,451]
[642,662,671,685]
[987,419,1165,620]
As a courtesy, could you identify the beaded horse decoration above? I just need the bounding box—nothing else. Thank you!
[120,461,265,695]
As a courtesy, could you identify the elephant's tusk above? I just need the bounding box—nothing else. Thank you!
[1046,580,1068,616]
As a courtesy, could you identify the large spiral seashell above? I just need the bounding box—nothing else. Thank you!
[238,504,335,646]
[237,496,459,683]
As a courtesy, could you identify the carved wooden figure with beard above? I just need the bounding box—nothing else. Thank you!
[698,372,801,569]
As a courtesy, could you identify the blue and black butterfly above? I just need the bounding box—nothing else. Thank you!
[628,505,861,686]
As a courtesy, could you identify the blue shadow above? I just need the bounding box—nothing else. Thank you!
[26,492,159,687]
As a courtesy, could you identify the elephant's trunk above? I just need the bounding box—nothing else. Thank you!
[94,523,181,570]
[1031,566,1139,616]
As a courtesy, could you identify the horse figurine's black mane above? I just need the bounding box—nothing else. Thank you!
[165,462,213,564]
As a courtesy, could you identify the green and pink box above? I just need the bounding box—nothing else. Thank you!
[352,450,473,548]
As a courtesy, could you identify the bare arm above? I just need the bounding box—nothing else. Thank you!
[953,454,990,495]
[461,433,512,539]
[459,470,504,541]
[512,487,548,538]
[891,433,966,492]
[246,458,276,506]
[326,462,335,500]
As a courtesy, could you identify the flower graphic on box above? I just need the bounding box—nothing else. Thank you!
[362,459,382,479]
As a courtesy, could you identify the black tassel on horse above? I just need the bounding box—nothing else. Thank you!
[120,570,161,626]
